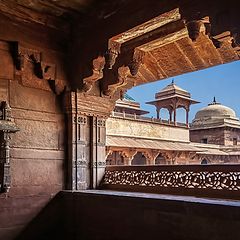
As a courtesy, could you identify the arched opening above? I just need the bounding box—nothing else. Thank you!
[155,153,167,165]
[106,151,124,165]
[201,158,208,165]
[158,108,170,121]
[132,152,147,165]
[176,107,187,124]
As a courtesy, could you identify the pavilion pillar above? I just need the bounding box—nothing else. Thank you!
[168,109,173,122]
[65,91,115,190]
[156,107,160,119]
[173,108,176,125]
[186,107,189,126]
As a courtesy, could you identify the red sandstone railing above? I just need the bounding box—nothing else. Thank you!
[101,165,240,200]
[112,112,188,127]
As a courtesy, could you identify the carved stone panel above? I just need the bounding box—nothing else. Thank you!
[65,91,109,190]
[0,101,19,193]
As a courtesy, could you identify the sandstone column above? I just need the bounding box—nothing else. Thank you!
[65,91,114,190]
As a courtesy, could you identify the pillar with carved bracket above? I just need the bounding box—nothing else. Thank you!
[143,150,160,165]
[91,117,107,188]
[119,149,137,165]
[65,91,115,190]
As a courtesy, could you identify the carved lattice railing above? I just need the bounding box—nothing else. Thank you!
[101,165,240,200]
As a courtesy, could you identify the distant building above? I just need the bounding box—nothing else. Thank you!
[190,97,240,146]
[146,80,199,125]
[114,93,149,116]
[106,83,240,165]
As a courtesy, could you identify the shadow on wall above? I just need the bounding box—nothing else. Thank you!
[16,192,66,240]
[14,190,240,240]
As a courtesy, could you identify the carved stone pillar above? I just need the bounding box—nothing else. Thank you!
[65,92,115,190]
[0,132,10,192]
[168,109,173,122]
[185,106,190,126]
[120,149,137,165]
[173,108,176,125]
[143,150,160,165]
[156,107,160,119]
[0,101,19,193]
[91,117,107,188]
[123,157,132,166]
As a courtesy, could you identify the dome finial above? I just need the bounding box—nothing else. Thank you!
[213,96,216,103]
[208,96,220,106]
[171,78,174,84]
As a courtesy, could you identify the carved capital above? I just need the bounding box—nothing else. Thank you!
[142,150,160,164]
[119,149,137,160]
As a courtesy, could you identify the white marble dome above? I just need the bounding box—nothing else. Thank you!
[194,102,237,120]
[191,98,240,129]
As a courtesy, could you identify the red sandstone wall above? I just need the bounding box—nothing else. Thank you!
[224,128,240,146]
[190,128,240,146]
[0,40,67,239]
[190,128,225,145]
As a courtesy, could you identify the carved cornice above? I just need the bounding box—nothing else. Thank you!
[64,91,116,117]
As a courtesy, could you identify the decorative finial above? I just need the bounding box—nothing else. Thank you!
[171,79,174,84]
[208,96,220,106]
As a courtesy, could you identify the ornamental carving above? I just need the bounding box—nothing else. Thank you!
[0,101,19,193]
[103,66,132,96]
[103,169,240,191]
[107,40,121,69]
[10,42,60,92]
[82,56,106,92]
[119,149,137,160]
[128,49,145,76]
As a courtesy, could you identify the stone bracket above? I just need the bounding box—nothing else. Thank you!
[82,56,105,93]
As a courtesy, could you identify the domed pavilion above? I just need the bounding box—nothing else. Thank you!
[190,97,240,145]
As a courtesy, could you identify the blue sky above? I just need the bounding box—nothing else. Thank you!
[127,60,240,123]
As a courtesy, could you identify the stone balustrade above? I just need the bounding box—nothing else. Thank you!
[101,164,240,200]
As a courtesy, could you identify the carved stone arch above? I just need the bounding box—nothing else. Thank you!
[105,147,113,160]
[142,149,160,165]
[131,151,147,165]
[119,148,137,165]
